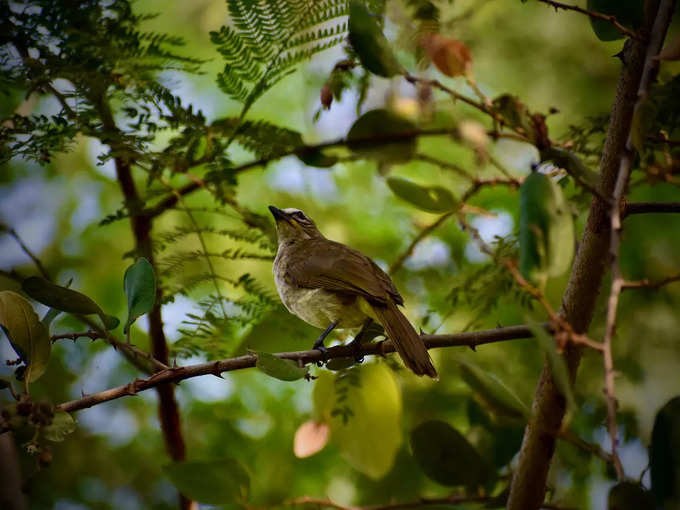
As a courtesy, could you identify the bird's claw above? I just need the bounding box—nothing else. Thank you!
[313,342,329,367]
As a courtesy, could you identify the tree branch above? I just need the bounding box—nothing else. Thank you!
[246,494,575,510]
[601,2,674,480]
[536,0,641,40]
[1,226,50,280]
[622,272,680,289]
[508,1,674,507]
[55,323,550,413]
[623,201,680,216]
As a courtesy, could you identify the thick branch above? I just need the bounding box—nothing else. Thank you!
[56,324,549,413]
[508,1,674,508]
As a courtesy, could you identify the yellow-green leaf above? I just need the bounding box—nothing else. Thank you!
[0,291,51,382]
[255,351,308,381]
[312,370,336,422]
[44,411,76,442]
[387,176,457,213]
[329,364,402,479]
[163,459,249,504]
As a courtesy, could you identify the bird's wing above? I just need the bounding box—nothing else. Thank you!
[285,239,403,305]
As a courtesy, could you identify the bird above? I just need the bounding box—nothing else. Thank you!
[269,205,437,378]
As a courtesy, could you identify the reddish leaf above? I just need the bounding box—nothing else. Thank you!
[294,420,330,458]
[420,33,472,77]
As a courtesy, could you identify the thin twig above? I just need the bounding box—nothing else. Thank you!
[600,0,673,481]
[623,201,680,217]
[557,429,613,464]
[457,212,603,351]
[4,228,50,280]
[388,177,518,274]
[245,494,575,510]
[51,331,103,342]
[389,212,454,274]
[55,323,551,413]
[146,127,522,218]
[413,153,475,181]
[622,272,680,290]
[536,0,640,40]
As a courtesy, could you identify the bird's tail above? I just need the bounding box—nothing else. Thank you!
[371,300,438,378]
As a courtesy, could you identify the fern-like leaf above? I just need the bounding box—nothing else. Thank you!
[212,0,348,106]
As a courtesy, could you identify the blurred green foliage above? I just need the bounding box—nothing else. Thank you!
[1,0,680,509]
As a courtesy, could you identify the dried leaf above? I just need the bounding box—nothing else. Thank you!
[420,33,472,77]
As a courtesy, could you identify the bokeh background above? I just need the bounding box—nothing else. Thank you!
[1,1,680,508]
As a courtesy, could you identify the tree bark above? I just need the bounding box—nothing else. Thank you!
[0,432,28,510]
[507,1,674,507]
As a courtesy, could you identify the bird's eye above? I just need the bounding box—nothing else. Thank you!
[293,212,306,221]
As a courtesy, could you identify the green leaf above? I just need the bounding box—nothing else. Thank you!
[348,1,401,78]
[458,360,529,421]
[163,459,250,504]
[255,351,308,381]
[328,363,402,479]
[22,277,119,330]
[528,321,575,412]
[630,97,658,154]
[608,481,655,510]
[410,420,492,487]
[387,177,457,213]
[43,411,76,442]
[0,291,51,382]
[312,370,336,422]
[587,0,643,41]
[123,257,157,334]
[650,396,680,506]
[325,357,356,371]
[519,172,574,288]
[347,109,417,164]
[296,148,339,168]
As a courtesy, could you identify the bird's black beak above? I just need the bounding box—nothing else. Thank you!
[268,205,289,223]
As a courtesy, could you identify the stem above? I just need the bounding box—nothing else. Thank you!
[55,323,551,413]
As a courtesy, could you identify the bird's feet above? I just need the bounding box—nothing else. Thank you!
[347,336,364,364]
[312,338,329,367]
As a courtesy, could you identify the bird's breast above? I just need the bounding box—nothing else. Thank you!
[273,251,367,330]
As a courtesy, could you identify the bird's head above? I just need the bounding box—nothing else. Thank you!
[268,206,324,244]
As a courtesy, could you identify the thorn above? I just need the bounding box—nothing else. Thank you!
[469,344,477,352]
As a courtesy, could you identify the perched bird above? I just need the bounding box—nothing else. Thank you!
[269,206,437,378]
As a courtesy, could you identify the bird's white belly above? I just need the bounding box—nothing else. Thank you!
[274,271,366,330]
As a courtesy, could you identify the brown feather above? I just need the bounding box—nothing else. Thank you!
[282,238,436,378]
[370,300,438,378]
[284,239,403,305]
